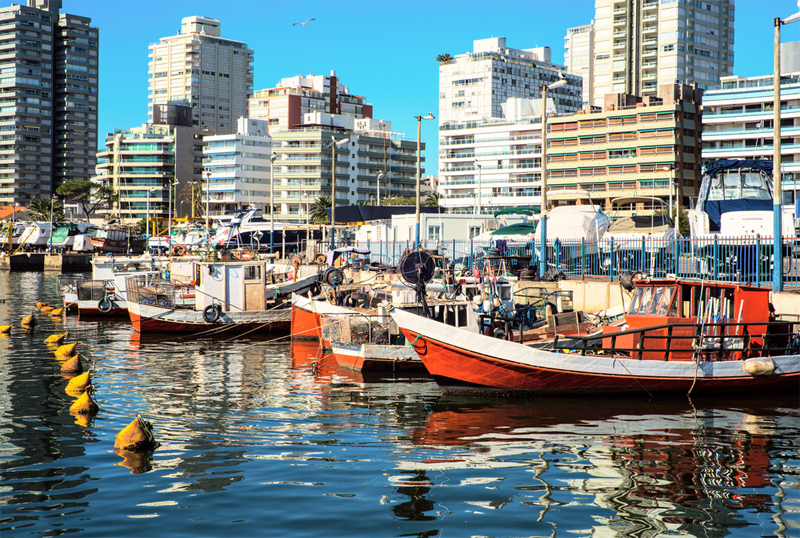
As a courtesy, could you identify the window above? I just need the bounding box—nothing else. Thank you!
[244,266,260,280]
[428,225,440,241]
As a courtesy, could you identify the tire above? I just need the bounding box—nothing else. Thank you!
[310,282,321,296]
[203,304,221,323]
[98,298,112,313]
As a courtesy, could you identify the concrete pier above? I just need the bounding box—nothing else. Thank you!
[0,253,91,272]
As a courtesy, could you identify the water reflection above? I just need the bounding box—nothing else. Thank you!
[404,396,798,537]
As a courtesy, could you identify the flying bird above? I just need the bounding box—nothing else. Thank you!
[293,18,315,27]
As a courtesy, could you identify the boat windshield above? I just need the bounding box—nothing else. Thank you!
[708,170,771,201]
[628,285,676,316]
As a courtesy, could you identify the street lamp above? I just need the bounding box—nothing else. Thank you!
[414,112,435,248]
[203,168,211,245]
[146,187,158,249]
[270,152,278,254]
[475,161,482,216]
[167,179,179,252]
[376,172,384,206]
[326,136,349,249]
[772,3,800,291]
[48,195,57,253]
[539,73,567,278]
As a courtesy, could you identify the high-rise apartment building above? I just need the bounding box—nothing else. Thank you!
[95,114,208,223]
[271,114,421,224]
[547,84,703,215]
[702,72,800,206]
[202,118,273,215]
[564,22,594,107]
[588,0,733,107]
[438,37,583,124]
[0,0,98,206]
[148,16,253,135]
[248,71,372,133]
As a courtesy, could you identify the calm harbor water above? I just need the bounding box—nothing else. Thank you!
[0,272,798,538]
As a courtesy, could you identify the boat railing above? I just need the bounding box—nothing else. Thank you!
[56,274,85,297]
[76,279,116,302]
[483,314,798,361]
[126,276,196,310]
[321,313,392,346]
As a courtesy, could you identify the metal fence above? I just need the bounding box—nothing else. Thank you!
[347,236,800,289]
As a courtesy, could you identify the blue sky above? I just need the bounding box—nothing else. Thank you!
[59,0,800,171]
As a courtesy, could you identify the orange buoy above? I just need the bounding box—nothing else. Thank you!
[65,370,91,395]
[50,308,64,316]
[44,332,67,345]
[69,385,99,415]
[55,341,79,358]
[115,414,157,452]
[61,354,84,374]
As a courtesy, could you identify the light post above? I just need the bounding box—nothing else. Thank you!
[48,195,56,253]
[326,136,349,249]
[203,168,211,245]
[146,187,157,249]
[376,172,384,205]
[270,153,277,253]
[475,161,482,216]
[772,4,800,291]
[414,113,435,248]
[380,121,387,202]
[539,74,567,278]
[167,179,179,251]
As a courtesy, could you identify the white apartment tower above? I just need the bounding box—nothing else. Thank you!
[248,71,372,133]
[564,22,595,107]
[438,37,583,124]
[202,118,273,215]
[0,0,99,206]
[589,0,734,106]
[148,16,254,135]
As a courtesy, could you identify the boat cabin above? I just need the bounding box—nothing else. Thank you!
[602,278,778,361]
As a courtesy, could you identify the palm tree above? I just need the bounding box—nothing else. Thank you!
[424,192,440,208]
[27,198,64,222]
[310,196,331,223]
[436,53,453,64]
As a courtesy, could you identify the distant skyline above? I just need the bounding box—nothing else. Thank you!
[56,0,800,172]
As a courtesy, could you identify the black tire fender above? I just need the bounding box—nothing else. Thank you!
[98,298,112,313]
[203,304,221,323]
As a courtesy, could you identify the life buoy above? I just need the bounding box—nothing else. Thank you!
[98,298,113,313]
[203,304,221,323]
[172,245,186,256]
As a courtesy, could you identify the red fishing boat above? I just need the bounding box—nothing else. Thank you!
[392,278,800,396]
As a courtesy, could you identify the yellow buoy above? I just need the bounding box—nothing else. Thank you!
[40,306,54,314]
[115,414,157,452]
[69,386,99,415]
[44,332,67,345]
[0,325,10,334]
[55,341,79,358]
[35,302,47,308]
[50,308,64,316]
[21,313,36,327]
[61,354,84,375]
[65,370,91,395]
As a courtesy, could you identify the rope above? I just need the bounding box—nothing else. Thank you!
[612,357,653,399]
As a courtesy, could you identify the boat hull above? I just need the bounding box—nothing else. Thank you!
[77,298,128,318]
[128,301,291,335]
[330,341,425,373]
[391,309,800,396]
[291,301,323,341]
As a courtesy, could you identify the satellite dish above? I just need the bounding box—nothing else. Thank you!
[398,250,436,287]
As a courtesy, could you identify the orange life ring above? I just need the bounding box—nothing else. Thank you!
[172,245,186,256]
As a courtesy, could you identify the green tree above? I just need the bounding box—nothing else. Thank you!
[27,198,64,222]
[385,196,417,206]
[424,192,440,208]
[310,196,331,223]
[436,53,453,64]
[56,180,117,219]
